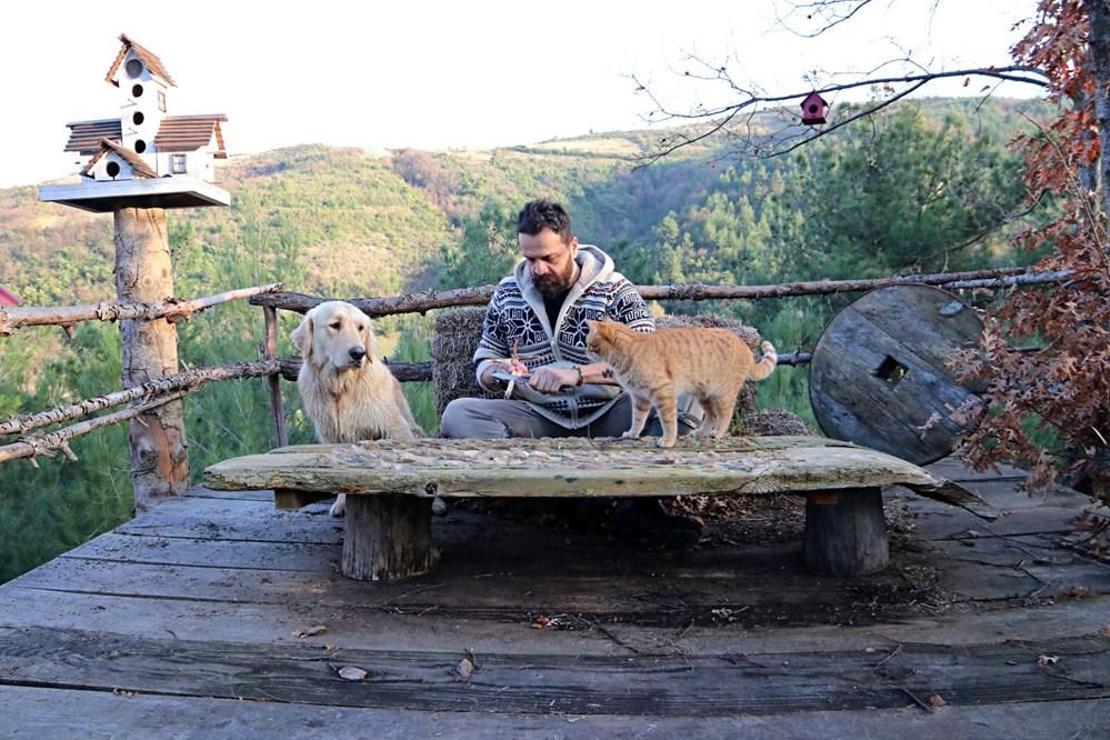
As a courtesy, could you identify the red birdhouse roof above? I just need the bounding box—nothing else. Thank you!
[801,92,829,109]
[0,285,20,307]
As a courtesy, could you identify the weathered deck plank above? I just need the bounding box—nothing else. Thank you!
[2,626,1107,716]
[4,685,1108,739]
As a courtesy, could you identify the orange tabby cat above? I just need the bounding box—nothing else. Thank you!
[585,319,777,447]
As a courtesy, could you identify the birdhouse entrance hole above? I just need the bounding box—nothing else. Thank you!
[132,84,143,98]
[106,161,120,178]
[875,355,908,387]
[133,112,144,125]
[134,140,146,153]
[125,59,143,78]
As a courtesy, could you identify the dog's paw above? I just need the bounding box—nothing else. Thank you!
[656,436,677,448]
[330,494,347,518]
[621,430,640,440]
[431,496,448,516]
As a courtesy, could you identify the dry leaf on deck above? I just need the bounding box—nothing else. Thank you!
[338,666,368,681]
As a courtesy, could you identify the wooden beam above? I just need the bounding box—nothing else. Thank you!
[0,360,281,438]
[0,390,191,466]
[247,267,1052,317]
[0,283,281,335]
[277,357,432,382]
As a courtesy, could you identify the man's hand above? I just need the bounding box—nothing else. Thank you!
[480,359,530,388]
[529,366,579,393]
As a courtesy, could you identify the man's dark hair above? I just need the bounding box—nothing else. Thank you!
[517,199,573,244]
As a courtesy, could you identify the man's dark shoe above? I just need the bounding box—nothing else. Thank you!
[608,498,703,550]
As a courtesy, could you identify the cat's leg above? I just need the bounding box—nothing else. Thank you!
[713,396,737,438]
[623,393,653,439]
[715,383,747,441]
[654,387,679,448]
[693,396,718,438]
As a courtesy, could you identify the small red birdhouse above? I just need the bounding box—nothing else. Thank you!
[0,286,20,307]
[800,92,829,125]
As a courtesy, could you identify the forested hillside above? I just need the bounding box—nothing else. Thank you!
[0,97,1051,581]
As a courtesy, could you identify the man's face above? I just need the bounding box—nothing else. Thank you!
[520,227,579,296]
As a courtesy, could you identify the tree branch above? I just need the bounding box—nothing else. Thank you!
[635,64,1049,163]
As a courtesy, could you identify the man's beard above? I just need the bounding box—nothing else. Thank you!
[536,262,577,296]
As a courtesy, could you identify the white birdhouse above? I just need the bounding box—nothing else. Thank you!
[40,34,230,212]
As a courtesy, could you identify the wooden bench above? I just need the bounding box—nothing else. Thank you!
[203,436,992,582]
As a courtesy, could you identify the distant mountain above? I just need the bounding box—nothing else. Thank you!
[0,97,1051,307]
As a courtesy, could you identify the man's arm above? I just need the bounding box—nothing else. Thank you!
[526,361,619,393]
[472,287,525,391]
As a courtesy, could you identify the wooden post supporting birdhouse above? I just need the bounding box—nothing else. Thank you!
[115,207,189,509]
[39,34,230,512]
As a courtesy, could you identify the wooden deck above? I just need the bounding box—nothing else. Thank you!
[1,457,1109,737]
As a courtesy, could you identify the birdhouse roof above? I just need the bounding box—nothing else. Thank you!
[105,34,176,87]
[64,115,227,157]
[0,285,19,307]
[81,138,158,179]
[154,115,228,158]
[801,91,829,108]
[64,119,122,155]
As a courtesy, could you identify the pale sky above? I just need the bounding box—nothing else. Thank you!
[1,0,1042,188]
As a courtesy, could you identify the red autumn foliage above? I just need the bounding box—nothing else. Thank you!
[954,0,1110,505]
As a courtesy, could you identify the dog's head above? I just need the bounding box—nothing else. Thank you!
[290,301,377,373]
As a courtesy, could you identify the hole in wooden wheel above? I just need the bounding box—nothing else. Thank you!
[875,355,908,387]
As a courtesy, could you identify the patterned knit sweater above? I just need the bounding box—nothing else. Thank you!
[473,245,654,428]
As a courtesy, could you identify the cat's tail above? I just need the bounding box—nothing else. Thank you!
[749,340,777,381]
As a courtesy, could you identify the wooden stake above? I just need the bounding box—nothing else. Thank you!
[263,306,288,448]
[115,207,188,513]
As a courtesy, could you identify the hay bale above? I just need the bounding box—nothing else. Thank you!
[657,314,762,422]
[432,308,495,415]
[736,409,812,436]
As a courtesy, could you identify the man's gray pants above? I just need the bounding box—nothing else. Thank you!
[440,393,704,440]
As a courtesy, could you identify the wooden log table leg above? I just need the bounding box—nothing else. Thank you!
[342,494,440,581]
[803,487,889,576]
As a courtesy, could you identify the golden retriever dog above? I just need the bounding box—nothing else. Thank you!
[291,301,424,517]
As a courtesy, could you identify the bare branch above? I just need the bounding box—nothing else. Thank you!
[776,0,877,38]
[634,61,1049,162]
[0,283,282,336]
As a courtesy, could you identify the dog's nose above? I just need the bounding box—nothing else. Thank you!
[348,347,367,362]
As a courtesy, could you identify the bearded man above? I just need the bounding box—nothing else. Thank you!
[441,199,702,546]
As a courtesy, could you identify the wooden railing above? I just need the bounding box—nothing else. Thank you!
[0,265,1072,509]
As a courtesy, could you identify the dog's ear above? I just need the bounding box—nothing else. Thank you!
[290,310,315,358]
